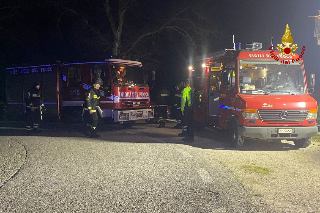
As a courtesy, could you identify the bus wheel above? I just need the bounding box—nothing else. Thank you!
[293,137,311,148]
[228,121,244,148]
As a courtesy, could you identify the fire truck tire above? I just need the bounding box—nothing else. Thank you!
[293,137,311,148]
[228,121,244,148]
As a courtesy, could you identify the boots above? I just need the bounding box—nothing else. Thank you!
[178,127,187,137]
[90,129,100,138]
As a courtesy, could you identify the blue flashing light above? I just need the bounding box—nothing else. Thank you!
[219,105,229,109]
[246,42,262,50]
[219,105,234,110]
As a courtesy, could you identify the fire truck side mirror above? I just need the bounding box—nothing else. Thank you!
[310,74,315,87]
[308,74,315,94]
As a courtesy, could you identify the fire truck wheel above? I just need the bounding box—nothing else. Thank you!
[228,121,244,148]
[293,137,311,148]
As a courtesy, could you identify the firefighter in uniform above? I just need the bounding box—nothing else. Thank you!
[83,78,102,137]
[173,81,184,129]
[179,80,195,142]
[155,86,171,127]
[25,82,44,132]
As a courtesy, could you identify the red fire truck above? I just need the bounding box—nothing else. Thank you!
[6,59,154,123]
[191,43,317,148]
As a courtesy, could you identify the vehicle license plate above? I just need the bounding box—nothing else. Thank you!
[278,129,293,133]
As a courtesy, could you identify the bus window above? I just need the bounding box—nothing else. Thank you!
[67,67,81,87]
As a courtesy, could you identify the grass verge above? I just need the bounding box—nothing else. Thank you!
[241,165,271,175]
[312,134,320,143]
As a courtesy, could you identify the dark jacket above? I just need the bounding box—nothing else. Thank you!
[155,88,171,105]
[84,87,100,111]
[26,87,42,108]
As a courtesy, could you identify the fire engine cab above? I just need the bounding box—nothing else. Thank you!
[6,59,154,123]
[191,43,318,148]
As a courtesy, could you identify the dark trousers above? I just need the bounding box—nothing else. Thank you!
[84,111,99,132]
[26,108,41,130]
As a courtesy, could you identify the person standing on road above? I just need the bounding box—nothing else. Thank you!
[83,78,103,138]
[25,82,44,133]
[173,81,184,129]
[179,80,195,142]
[155,85,171,127]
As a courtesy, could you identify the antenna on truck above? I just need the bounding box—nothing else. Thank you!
[226,35,241,50]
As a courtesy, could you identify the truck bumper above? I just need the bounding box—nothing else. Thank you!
[113,108,154,122]
[238,126,318,140]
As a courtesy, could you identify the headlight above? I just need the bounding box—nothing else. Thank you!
[241,109,259,120]
[119,112,129,120]
[306,109,317,120]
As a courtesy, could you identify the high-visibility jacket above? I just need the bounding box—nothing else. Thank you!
[181,86,193,112]
[84,87,100,112]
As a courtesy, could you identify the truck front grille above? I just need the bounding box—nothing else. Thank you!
[123,101,148,107]
[258,109,308,122]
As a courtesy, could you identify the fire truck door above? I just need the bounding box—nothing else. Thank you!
[208,72,221,117]
[219,67,236,128]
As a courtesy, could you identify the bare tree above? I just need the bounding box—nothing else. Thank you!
[55,0,214,59]
[104,0,133,57]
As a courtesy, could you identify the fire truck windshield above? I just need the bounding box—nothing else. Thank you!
[112,64,147,87]
[239,60,306,95]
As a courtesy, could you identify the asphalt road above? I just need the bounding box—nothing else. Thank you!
[0,121,275,212]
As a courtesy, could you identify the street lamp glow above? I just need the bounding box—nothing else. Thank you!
[188,66,193,71]
[202,63,206,68]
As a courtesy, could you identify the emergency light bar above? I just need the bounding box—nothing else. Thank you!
[246,42,262,50]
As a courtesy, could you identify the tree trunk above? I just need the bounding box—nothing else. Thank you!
[113,30,122,57]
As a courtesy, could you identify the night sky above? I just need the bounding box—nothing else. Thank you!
[1,0,320,102]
